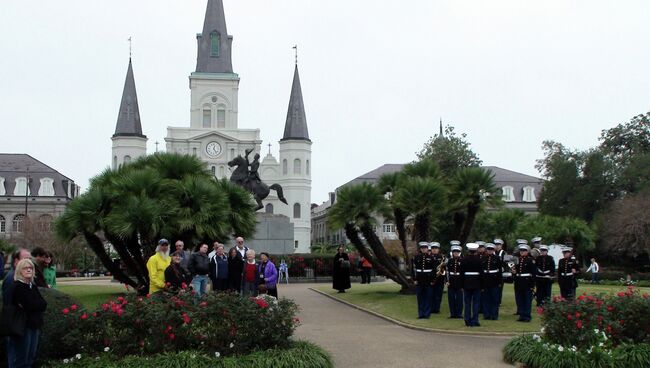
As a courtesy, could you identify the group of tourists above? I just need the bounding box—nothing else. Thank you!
[146,237,279,298]
[2,248,53,368]
[412,237,581,327]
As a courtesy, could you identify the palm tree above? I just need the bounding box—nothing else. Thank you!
[377,172,409,267]
[449,167,502,244]
[55,153,257,293]
[393,176,446,242]
[328,183,413,292]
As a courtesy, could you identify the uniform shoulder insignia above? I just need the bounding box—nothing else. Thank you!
[531,260,536,264]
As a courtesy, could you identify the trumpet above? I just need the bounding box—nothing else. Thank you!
[507,261,516,274]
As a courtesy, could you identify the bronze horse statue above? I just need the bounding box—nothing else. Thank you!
[228,155,288,211]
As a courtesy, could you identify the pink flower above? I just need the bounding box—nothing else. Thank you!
[199,301,208,307]
[62,308,70,315]
[81,313,88,320]
[70,304,78,311]
[617,292,626,297]
[92,313,97,318]
[576,320,583,329]
[169,333,176,340]
[101,303,109,311]
[575,312,581,318]
[182,313,191,325]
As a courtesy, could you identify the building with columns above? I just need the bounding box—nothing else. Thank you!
[110,0,312,252]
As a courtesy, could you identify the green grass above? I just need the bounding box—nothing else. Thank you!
[56,284,129,309]
[316,282,650,334]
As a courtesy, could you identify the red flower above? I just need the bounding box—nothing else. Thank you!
[117,296,124,302]
[606,325,612,333]
[70,304,78,311]
[254,298,269,309]
[81,313,88,320]
[116,308,124,317]
[139,340,145,347]
[181,282,188,289]
[620,319,625,325]
[576,320,583,329]
[199,301,208,307]
[607,305,614,312]
[62,308,70,315]
[165,282,171,287]
[567,314,573,320]
[169,333,175,340]
[643,293,648,299]
[92,313,98,318]
[165,325,173,333]
[101,303,109,311]
[617,292,626,297]
[182,313,191,325]
[578,295,585,301]
[575,312,581,318]
[537,307,544,315]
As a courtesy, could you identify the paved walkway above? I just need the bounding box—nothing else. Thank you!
[281,283,513,368]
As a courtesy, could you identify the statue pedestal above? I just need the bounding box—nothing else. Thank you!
[246,213,295,255]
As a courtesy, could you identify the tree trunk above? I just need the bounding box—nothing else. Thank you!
[344,224,392,278]
[83,232,138,289]
[358,224,414,293]
[414,214,431,243]
[105,233,148,290]
[459,202,480,245]
[394,209,411,274]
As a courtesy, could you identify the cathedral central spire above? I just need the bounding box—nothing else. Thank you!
[195,0,233,73]
[113,58,145,138]
[281,65,310,142]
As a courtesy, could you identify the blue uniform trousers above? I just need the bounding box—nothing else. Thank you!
[463,288,481,326]
[482,287,500,320]
[535,278,553,306]
[416,284,433,318]
[515,288,533,321]
[431,282,444,313]
[447,287,463,318]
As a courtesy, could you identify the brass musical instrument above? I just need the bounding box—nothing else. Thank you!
[507,261,516,274]
[436,255,448,277]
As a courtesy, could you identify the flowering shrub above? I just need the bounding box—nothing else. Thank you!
[53,290,300,359]
[540,286,650,348]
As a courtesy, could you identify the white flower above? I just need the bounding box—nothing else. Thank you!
[587,348,593,354]
[104,347,110,352]
[214,352,221,358]
[540,327,545,334]
[75,354,81,360]
[571,346,577,352]
[532,334,541,342]
[229,342,235,348]
[63,359,69,364]
[558,346,564,352]
[190,354,196,359]
[599,342,604,347]
[594,328,600,334]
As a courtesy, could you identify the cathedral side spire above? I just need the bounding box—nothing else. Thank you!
[113,58,145,138]
[195,0,233,73]
[281,65,310,142]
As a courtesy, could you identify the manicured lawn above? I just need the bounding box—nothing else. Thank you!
[316,282,650,334]
[57,284,129,309]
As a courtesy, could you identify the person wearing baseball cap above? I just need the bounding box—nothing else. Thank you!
[147,239,171,294]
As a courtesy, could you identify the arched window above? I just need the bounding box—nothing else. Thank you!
[502,186,515,202]
[265,203,274,214]
[219,166,225,178]
[38,178,55,196]
[282,159,288,175]
[230,149,235,159]
[293,158,301,174]
[382,223,396,233]
[217,109,226,128]
[13,177,30,196]
[210,31,221,57]
[293,203,301,219]
[0,177,5,195]
[113,156,117,169]
[37,214,53,232]
[0,215,5,233]
[12,214,25,232]
[124,155,132,164]
[306,160,310,175]
[211,166,216,176]
[522,186,537,202]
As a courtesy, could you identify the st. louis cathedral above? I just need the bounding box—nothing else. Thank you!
[110,0,312,253]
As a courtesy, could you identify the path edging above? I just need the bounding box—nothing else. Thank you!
[310,287,525,338]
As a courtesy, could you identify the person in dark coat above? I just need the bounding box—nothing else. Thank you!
[209,244,229,293]
[481,243,503,320]
[332,247,351,293]
[188,244,210,297]
[412,242,434,319]
[446,245,463,319]
[30,247,49,288]
[11,259,47,368]
[228,247,244,292]
[558,246,579,301]
[514,244,536,322]
[535,245,555,306]
[164,250,193,293]
[461,243,483,327]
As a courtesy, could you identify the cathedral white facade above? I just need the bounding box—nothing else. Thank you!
[111,0,312,253]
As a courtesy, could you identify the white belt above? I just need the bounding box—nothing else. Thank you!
[561,272,573,276]
[416,269,433,273]
[465,272,479,275]
[538,270,551,274]
[517,273,532,277]
[485,269,499,273]
[502,272,512,277]
[536,275,552,278]
[448,272,460,276]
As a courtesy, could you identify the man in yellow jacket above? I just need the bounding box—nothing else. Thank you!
[147,239,171,294]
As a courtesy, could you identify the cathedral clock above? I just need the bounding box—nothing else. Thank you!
[205,141,222,157]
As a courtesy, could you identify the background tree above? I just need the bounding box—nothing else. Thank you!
[515,215,596,258]
[55,153,257,293]
[598,189,650,259]
[470,208,525,250]
[416,124,482,176]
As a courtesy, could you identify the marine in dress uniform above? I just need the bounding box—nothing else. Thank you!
[430,242,445,314]
[558,246,579,301]
[461,243,483,327]
[476,241,486,314]
[494,238,507,306]
[534,245,555,306]
[481,243,503,320]
[513,244,536,322]
[446,245,463,319]
[449,240,461,258]
[412,242,435,319]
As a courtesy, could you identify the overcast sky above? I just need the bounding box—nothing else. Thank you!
[1,0,649,204]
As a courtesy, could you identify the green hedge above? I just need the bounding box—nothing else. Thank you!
[503,335,650,368]
[46,341,333,368]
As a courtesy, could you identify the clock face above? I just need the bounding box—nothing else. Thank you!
[205,141,222,157]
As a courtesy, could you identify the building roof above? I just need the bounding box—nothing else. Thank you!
[0,154,76,198]
[113,58,146,138]
[195,0,233,74]
[281,65,310,142]
[337,163,543,203]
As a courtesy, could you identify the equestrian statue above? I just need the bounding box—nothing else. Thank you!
[228,148,288,211]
